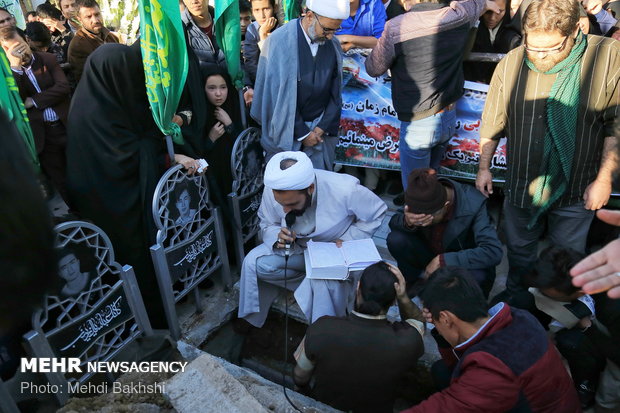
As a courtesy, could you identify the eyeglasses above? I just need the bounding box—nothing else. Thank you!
[524,35,569,55]
[313,14,341,33]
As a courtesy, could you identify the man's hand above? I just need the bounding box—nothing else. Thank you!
[336,35,354,52]
[243,88,254,106]
[424,256,441,279]
[571,209,620,298]
[276,227,296,249]
[23,97,35,109]
[388,263,408,301]
[403,205,433,228]
[583,179,611,210]
[333,239,343,247]
[422,308,434,325]
[41,17,66,33]
[259,17,277,41]
[7,42,26,67]
[302,130,324,147]
[476,169,494,197]
[340,42,354,52]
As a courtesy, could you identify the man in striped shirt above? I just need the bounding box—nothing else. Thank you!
[1,27,71,204]
[476,0,619,296]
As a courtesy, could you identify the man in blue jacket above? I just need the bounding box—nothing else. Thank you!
[387,168,502,296]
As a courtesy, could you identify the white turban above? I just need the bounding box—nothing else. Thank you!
[264,151,316,191]
[306,0,350,20]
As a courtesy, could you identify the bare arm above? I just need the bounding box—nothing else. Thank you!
[476,137,500,197]
[337,34,378,51]
[389,263,424,323]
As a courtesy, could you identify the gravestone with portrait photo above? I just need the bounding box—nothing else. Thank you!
[20,221,153,405]
[228,127,266,265]
[150,164,231,340]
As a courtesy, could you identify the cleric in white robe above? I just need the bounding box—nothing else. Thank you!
[250,0,348,170]
[238,151,388,327]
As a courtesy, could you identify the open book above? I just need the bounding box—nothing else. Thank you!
[304,239,382,280]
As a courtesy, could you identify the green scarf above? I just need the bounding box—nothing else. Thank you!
[524,32,586,228]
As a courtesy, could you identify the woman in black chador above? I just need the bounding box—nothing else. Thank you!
[65,43,194,328]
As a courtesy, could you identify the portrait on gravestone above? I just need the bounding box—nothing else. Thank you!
[242,141,264,177]
[172,180,199,226]
[57,246,96,298]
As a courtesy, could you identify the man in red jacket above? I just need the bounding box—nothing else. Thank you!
[402,267,581,413]
[1,26,71,204]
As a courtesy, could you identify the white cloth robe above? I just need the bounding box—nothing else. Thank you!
[238,170,388,327]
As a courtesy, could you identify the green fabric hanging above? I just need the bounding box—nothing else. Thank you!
[138,0,188,145]
[0,51,39,170]
[524,32,586,228]
[214,0,243,89]
[282,0,302,23]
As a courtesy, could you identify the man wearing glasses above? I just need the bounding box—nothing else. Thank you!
[387,168,503,297]
[476,0,620,298]
[250,0,349,170]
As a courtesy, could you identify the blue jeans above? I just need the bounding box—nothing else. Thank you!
[399,108,456,189]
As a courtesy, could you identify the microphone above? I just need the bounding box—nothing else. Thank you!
[284,211,297,257]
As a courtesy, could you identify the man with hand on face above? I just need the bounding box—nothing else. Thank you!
[35,2,73,62]
[387,168,502,297]
[238,151,387,328]
[67,0,119,83]
[59,0,80,34]
[242,0,280,107]
[251,0,348,170]
[1,27,71,205]
[476,0,619,297]
[402,267,581,413]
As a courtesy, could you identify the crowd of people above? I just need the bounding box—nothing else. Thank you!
[1,0,620,411]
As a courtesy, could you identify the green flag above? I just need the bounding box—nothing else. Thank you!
[139,0,188,145]
[214,0,243,89]
[282,0,301,23]
[0,51,39,170]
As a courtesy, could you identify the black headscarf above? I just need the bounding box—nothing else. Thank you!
[201,67,242,209]
[176,36,209,159]
[66,42,168,327]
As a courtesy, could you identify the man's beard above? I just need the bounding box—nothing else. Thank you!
[291,191,312,217]
[308,23,326,46]
[527,36,575,73]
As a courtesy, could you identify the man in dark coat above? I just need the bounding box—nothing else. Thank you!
[387,168,502,296]
[1,26,71,203]
[67,0,119,83]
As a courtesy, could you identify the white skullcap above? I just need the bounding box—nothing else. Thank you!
[264,151,316,191]
[306,0,350,20]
